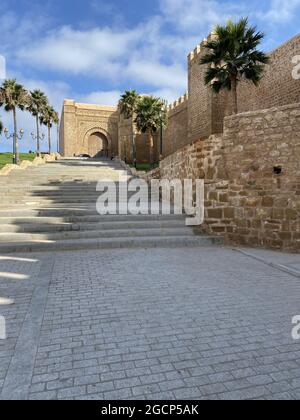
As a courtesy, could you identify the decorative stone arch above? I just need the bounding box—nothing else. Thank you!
[82,127,112,157]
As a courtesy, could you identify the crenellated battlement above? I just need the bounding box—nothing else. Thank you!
[188,32,217,63]
[168,92,188,113]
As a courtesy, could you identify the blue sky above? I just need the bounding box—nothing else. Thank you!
[1,0,300,152]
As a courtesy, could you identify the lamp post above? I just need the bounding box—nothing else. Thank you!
[3,128,24,165]
[31,132,45,156]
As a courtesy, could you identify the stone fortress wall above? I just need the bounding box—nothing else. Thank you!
[159,33,300,251]
[163,33,300,153]
[163,93,189,156]
[59,100,119,158]
[60,33,300,163]
[60,100,158,163]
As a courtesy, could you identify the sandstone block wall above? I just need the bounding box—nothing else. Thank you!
[188,42,213,143]
[118,116,159,164]
[60,100,119,157]
[221,103,300,250]
[159,103,300,251]
[163,94,189,157]
[185,33,300,147]
[237,34,300,113]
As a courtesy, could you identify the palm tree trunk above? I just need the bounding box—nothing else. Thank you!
[13,107,19,165]
[57,122,60,153]
[124,138,127,164]
[36,114,40,156]
[132,129,136,168]
[231,77,238,114]
[149,131,154,168]
[48,124,51,154]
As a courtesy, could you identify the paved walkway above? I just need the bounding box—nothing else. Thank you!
[0,246,300,400]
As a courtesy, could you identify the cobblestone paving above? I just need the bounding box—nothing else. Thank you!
[1,247,300,400]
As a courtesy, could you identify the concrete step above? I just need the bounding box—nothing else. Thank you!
[0,219,187,233]
[0,197,152,206]
[0,227,194,242]
[0,190,151,197]
[0,210,185,220]
[0,235,223,253]
[0,159,225,254]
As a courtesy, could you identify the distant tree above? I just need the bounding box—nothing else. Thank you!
[118,90,141,167]
[27,90,49,155]
[0,79,29,164]
[200,18,269,114]
[135,96,167,167]
[40,105,59,154]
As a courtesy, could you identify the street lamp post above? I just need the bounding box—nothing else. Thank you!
[31,132,45,156]
[3,128,24,165]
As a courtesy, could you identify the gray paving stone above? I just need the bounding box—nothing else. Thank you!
[1,247,300,400]
[218,386,269,400]
[74,375,100,386]
[57,386,86,399]
[29,390,57,400]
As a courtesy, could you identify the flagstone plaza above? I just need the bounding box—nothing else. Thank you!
[1,246,300,400]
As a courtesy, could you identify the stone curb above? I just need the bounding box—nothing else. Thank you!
[0,256,55,400]
[114,158,161,181]
[233,247,300,279]
[0,153,61,177]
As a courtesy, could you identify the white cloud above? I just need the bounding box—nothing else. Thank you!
[14,18,188,98]
[150,88,184,104]
[159,0,300,33]
[17,26,140,79]
[81,90,121,106]
[125,59,187,91]
[159,0,243,32]
[0,9,52,56]
[259,0,300,23]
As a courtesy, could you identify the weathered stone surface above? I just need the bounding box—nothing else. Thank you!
[2,247,300,400]
[158,103,300,252]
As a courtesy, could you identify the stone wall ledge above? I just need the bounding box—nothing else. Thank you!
[224,102,300,122]
[0,153,60,177]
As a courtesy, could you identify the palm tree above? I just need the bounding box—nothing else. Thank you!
[27,90,49,155]
[135,96,167,167]
[40,105,59,154]
[118,90,140,167]
[0,79,29,164]
[200,18,269,114]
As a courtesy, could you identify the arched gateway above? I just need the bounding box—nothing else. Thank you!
[88,132,109,158]
[59,100,119,158]
[59,99,156,163]
[83,127,112,158]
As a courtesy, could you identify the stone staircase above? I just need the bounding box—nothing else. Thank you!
[0,158,222,253]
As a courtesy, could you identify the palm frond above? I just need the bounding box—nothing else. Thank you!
[0,79,29,111]
[118,90,140,119]
[200,17,268,95]
[134,96,166,134]
[27,90,49,116]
